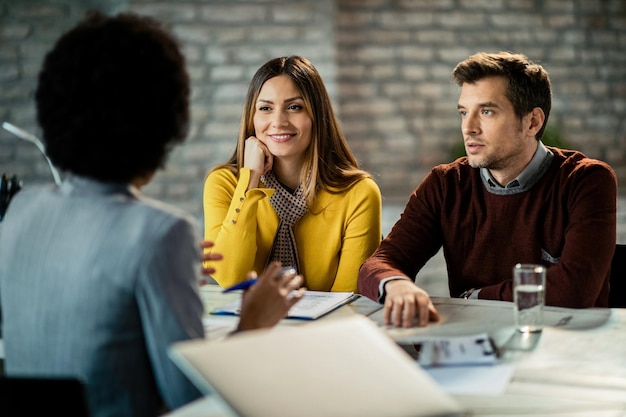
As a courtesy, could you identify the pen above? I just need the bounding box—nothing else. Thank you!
[222,278,257,293]
[221,266,297,293]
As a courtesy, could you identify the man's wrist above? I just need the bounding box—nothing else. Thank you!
[378,276,411,303]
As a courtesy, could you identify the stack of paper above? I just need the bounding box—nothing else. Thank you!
[212,291,359,320]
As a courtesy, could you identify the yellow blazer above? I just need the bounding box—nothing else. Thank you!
[203,167,382,292]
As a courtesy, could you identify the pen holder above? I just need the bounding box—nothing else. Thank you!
[0,173,23,222]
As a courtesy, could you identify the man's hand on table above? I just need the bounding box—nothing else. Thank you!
[383,279,440,328]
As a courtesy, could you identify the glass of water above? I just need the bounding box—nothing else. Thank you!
[513,263,546,333]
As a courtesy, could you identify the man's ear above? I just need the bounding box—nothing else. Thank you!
[526,107,545,138]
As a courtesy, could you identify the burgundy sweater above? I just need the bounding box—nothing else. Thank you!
[359,147,617,308]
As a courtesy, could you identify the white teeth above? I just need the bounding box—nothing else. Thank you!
[272,134,291,140]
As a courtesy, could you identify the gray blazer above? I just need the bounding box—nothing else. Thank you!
[0,175,204,417]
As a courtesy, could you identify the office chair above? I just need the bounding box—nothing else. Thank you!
[609,244,626,308]
[0,376,90,417]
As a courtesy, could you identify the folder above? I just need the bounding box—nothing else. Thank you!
[212,291,359,320]
[169,315,463,417]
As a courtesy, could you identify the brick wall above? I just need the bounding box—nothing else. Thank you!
[1,0,624,221]
[336,0,626,198]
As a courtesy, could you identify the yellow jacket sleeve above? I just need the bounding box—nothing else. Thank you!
[203,168,276,287]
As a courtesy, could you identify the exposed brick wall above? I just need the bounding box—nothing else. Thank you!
[1,0,624,222]
[336,0,626,197]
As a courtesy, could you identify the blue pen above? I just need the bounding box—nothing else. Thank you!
[222,278,257,293]
[221,266,296,293]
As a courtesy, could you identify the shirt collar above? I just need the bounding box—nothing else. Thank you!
[61,174,139,198]
[481,141,548,189]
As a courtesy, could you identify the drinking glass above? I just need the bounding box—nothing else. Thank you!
[513,263,546,333]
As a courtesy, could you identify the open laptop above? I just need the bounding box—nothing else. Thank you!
[169,315,463,417]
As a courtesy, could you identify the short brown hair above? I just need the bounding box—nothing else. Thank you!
[453,51,552,140]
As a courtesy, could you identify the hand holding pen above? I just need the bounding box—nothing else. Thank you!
[236,261,306,332]
[199,241,305,330]
[222,265,296,293]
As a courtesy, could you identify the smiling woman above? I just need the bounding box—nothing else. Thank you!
[202,55,382,293]
[249,75,312,190]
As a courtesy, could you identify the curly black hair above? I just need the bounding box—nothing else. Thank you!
[35,10,190,182]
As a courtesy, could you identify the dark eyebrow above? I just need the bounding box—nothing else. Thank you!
[256,96,303,104]
[478,101,501,108]
[457,101,501,110]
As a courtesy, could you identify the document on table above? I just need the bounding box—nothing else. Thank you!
[397,333,515,396]
[397,333,499,367]
[211,291,359,320]
[202,318,238,340]
[425,363,516,396]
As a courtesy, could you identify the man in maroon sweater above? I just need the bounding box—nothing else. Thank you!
[358,51,617,328]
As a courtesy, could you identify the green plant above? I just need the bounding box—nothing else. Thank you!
[541,125,570,149]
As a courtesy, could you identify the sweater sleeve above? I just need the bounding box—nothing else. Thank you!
[330,178,382,292]
[478,159,617,307]
[358,172,444,301]
[203,168,274,287]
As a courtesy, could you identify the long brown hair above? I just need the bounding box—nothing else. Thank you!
[214,55,370,206]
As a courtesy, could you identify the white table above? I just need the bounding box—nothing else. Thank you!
[168,286,626,417]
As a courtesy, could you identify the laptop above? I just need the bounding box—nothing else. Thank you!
[169,315,463,417]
